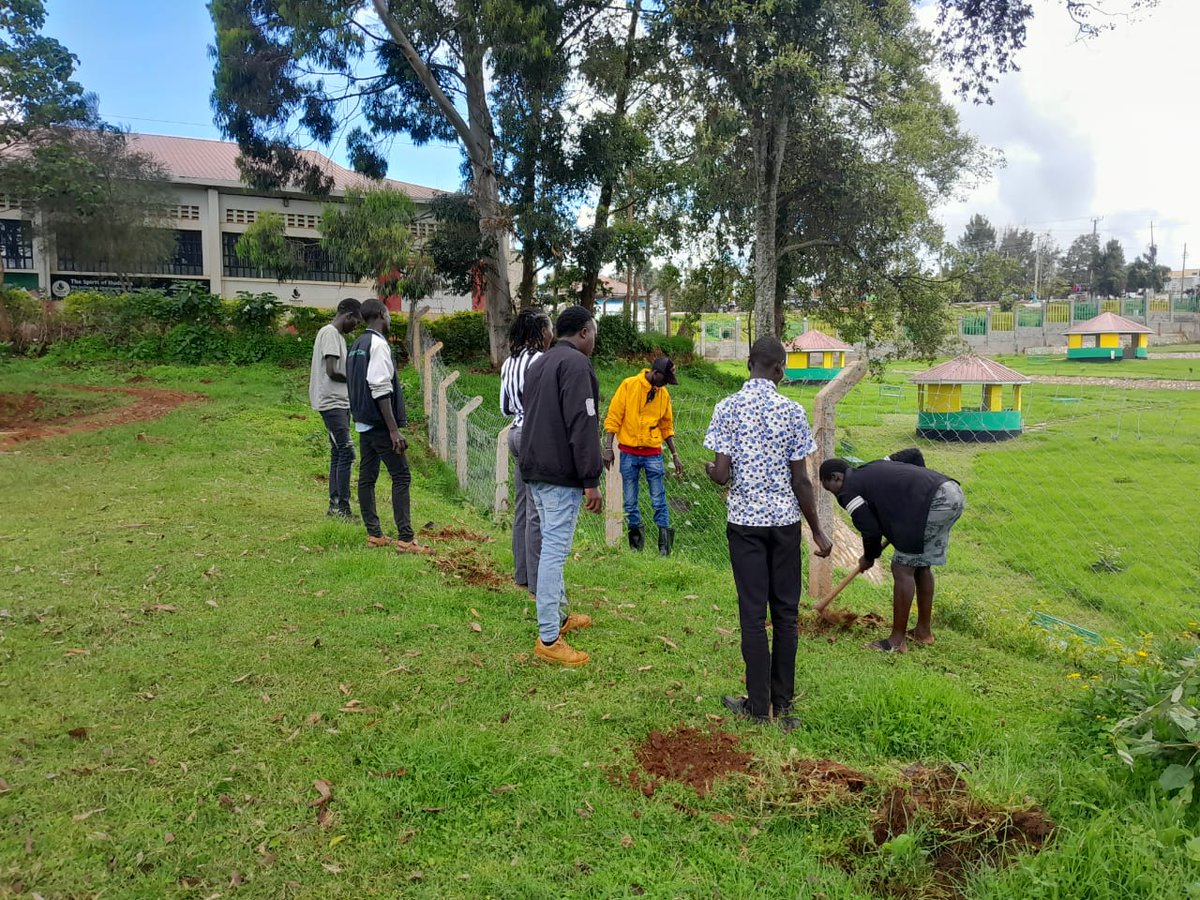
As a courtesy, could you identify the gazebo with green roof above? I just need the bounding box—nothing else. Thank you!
[1064,312,1152,361]
[784,330,852,383]
[910,355,1030,442]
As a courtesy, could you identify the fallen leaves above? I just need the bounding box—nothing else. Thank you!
[468,621,483,633]
[142,603,178,614]
[71,807,106,822]
[0,777,10,793]
[67,727,88,741]
[656,635,679,650]
[489,784,517,795]
[339,699,377,714]
[310,779,334,828]
[64,648,89,657]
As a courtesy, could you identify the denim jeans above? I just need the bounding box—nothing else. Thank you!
[319,408,355,512]
[358,427,413,542]
[528,481,582,644]
[620,451,669,529]
[507,427,541,590]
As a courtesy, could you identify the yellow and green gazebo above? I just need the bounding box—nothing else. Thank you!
[1064,312,1152,361]
[910,355,1030,442]
[784,330,852,383]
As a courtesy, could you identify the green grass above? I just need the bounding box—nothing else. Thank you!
[1,357,1198,898]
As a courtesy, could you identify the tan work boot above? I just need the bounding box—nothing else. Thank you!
[559,613,593,636]
[534,636,589,667]
[366,535,396,549]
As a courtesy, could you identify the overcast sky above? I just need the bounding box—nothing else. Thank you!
[45,0,1199,270]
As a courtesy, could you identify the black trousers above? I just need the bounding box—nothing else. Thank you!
[358,427,413,542]
[727,521,802,718]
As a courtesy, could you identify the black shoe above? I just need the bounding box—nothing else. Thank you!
[721,695,768,724]
[658,526,675,557]
[775,714,802,734]
[628,525,645,551]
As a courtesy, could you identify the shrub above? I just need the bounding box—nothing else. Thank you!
[231,291,284,331]
[162,323,230,364]
[45,334,119,366]
[0,287,52,353]
[593,314,641,360]
[640,331,694,363]
[288,306,336,340]
[159,283,226,327]
[427,311,487,363]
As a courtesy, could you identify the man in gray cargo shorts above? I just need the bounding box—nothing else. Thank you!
[818,457,964,654]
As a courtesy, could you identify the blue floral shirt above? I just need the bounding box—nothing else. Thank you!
[703,378,817,527]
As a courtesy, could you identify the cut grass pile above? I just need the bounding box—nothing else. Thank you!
[1,357,1197,898]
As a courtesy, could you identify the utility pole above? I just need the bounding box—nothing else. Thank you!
[1146,221,1155,324]
[1176,243,1186,324]
[1089,216,1103,299]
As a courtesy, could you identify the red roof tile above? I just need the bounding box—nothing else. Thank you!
[910,355,1030,385]
[127,133,441,200]
[785,329,853,352]
[1063,311,1154,335]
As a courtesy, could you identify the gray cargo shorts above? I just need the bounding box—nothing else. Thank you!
[892,481,964,568]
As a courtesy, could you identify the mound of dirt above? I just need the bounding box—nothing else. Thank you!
[781,758,872,803]
[870,764,1054,897]
[433,547,510,591]
[421,525,495,544]
[798,609,886,638]
[0,385,203,447]
[630,726,753,798]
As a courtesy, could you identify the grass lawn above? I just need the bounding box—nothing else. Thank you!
[1,357,1197,898]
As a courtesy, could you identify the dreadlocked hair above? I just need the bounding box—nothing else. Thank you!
[508,307,551,357]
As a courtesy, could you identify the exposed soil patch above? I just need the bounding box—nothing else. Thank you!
[421,524,495,544]
[780,758,873,804]
[433,546,510,592]
[798,609,886,639]
[867,764,1054,899]
[0,385,203,447]
[629,726,753,798]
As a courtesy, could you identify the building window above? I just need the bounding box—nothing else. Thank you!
[0,219,34,270]
[175,204,201,221]
[225,208,258,225]
[284,213,319,229]
[222,233,358,283]
[56,229,204,276]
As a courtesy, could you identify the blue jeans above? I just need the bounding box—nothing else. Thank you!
[319,408,355,512]
[528,482,582,644]
[620,451,669,529]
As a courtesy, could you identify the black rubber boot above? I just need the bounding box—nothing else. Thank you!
[628,525,645,551]
[658,527,675,557]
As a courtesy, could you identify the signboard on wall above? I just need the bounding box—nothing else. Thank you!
[49,275,212,298]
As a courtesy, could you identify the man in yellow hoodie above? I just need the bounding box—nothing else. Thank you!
[602,357,683,556]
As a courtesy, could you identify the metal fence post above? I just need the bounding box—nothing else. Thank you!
[436,369,460,461]
[455,395,483,489]
[604,449,623,547]
[494,424,512,522]
[808,360,867,599]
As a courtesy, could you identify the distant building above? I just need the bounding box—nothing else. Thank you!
[910,355,1030,442]
[783,330,852,383]
[1064,312,1152,361]
[0,132,488,314]
[1164,269,1200,296]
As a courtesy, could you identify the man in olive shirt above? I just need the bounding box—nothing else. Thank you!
[309,298,362,519]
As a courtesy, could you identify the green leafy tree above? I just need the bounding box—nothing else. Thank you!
[1062,233,1100,292]
[958,214,998,257]
[1095,238,1127,297]
[426,192,485,298]
[1126,245,1170,294]
[234,211,303,281]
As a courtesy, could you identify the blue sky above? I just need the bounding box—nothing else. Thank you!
[44,0,464,192]
[43,0,1200,269]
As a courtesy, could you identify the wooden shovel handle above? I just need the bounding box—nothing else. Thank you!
[814,540,889,612]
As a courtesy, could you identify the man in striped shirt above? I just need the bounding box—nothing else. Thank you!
[500,308,553,594]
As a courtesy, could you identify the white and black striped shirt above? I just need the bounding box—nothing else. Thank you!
[500,348,543,428]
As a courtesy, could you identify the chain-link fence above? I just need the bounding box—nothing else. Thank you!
[414,321,1200,645]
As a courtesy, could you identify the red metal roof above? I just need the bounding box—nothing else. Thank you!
[1063,311,1154,335]
[127,133,442,201]
[785,329,853,352]
[910,355,1030,385]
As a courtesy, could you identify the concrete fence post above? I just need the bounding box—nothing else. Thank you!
[422,340,444,419]
[604,449,623,547]
[807,359,867,599]
[700,318,706,358]
[409,304,430,369]
[455,395,483,489]
[494,424,512,522]
[436,369,460,461]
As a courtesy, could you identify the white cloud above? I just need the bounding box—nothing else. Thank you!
[934,0,1200,266]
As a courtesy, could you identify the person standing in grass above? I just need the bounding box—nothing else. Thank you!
[309,298,362,520]
[817,457,964,654]
[519,305,602,667]
[703,336,832,730]
[500,307,553,595]
[347,298,431,555]
[601,356,683,557]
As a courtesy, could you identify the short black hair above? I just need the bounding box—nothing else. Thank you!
[360,298,387,322]
[819,458,852,481]
[336,297,362,317]
[555,304,593,338]
[748,336,786,368]
[508,307,551,356]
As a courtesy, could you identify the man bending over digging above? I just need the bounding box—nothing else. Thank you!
[703,336,832,730]
[818,457,964,653]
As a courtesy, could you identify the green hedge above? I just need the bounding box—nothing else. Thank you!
[427,311,488,363]
[594,315,694,363]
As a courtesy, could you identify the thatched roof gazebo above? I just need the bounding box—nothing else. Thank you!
[784,330,852,383]
[1064,312,1152,361]
[910,355,1030,442]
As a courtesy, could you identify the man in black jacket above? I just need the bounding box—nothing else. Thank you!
[819,457,964,653]
[519,305,602,667]
[347,299,431,555]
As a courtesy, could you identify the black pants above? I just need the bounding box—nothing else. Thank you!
[358,428,413,541]
[319,409,355,512]
[727,521,802,718]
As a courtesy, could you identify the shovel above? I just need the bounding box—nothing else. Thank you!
[814,540,888,621]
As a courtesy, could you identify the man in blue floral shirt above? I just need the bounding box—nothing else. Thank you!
[704,336,832,731]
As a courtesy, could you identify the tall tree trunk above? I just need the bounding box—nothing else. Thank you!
[663,285,672,337]
[579,0,640,311]
[752,106,789,340]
